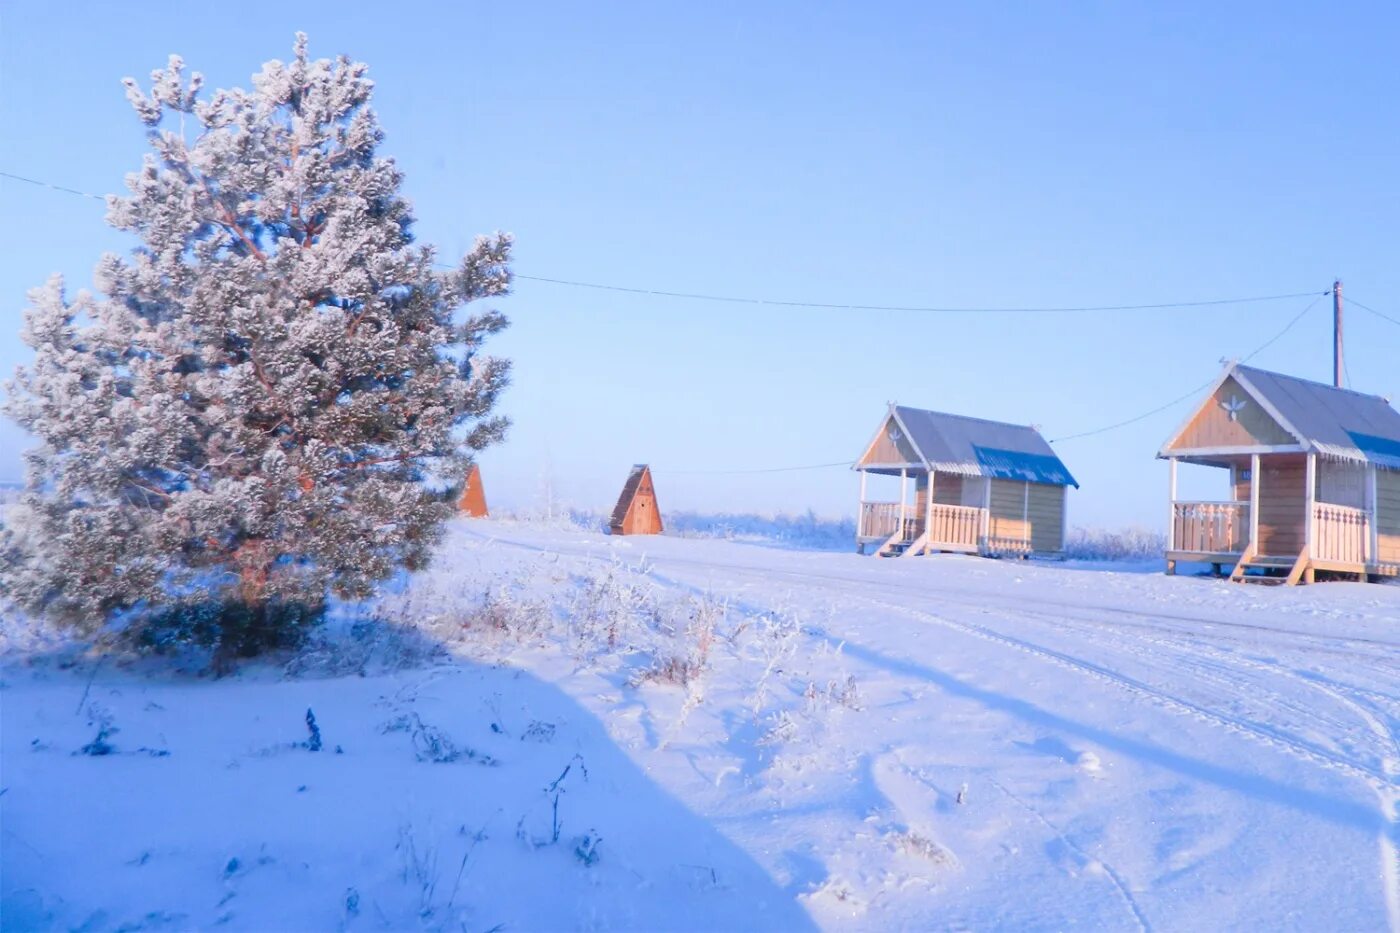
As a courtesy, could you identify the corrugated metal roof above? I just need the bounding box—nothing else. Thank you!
[1234,365,1400,469]
[890,406,1078,487]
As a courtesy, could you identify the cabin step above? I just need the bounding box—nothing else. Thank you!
[1236,574,1288,586]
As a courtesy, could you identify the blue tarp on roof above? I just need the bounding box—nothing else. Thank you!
[1347,431,1400,464]
[885,405,1078,487]
[973,446,1079,487]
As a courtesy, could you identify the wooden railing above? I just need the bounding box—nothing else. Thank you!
[1313,503,1370,565]
[1171,501,1249,554]
[984,535,1033,557]
[859,501,903,539]
[927,503,983,550]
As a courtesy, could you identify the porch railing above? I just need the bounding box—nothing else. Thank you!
[1171,501,1249,554]
[1313,503,1370,565]
[859,501,903,539]
[984,535,1033,557]
[927,503,983,550]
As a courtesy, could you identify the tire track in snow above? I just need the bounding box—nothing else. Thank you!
[470,527,1400,926]
[985,776,1151,933]
[479,529,1393,788]
[911,588,1400,932]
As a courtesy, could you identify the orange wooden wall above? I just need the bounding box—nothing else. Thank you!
[458,464,488,517]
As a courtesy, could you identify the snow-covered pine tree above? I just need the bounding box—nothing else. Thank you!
[1,35,511,656]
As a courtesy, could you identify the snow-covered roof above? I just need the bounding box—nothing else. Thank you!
[889,406,1078,487]
[1232,365,1400,469]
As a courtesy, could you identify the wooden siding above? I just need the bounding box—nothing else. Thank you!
[859,415,921,466]
[988,480,1028,542]
[1256,458,1305,557]
[610,466,663,535]
[1317,460,1366,508]
[457,463,488,517]
[1028,483,1065,553]
[915,473,929,523]
[1379,469,1400,563]
[1167,376,1295,451]
[1231,460,1252,502]
[987,480,1065,553]
[931,473,964,506]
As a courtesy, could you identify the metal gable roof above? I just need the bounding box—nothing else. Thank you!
[1233,365,1400,469]
[890,406,1078,487]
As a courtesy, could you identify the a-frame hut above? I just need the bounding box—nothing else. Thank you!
[1160,362,1400,583]
[609,465,663,536]
[457,463,489,517]
[854,404,1078,557]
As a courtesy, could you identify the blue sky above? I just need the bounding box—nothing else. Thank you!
[2,1,1397,527]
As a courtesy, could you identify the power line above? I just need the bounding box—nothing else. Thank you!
[661,459,853,477]
[1050,291,1328,443]
[659,290,1330,469]
[1345,295,1400,329]
[0,167,1330,316]
[0,170,106,201]
[511,274,1325,315]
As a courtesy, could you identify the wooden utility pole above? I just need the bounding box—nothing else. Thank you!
[1333,279,1344,388]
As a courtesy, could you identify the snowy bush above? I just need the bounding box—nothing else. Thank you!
[1062,526,1165,562]
[1,35,511,660]
[662,509,856,551]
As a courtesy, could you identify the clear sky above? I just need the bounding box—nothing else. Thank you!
[2,1,1397,528]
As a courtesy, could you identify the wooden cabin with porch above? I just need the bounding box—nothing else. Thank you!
[1161,362,1400,584]
[855,405,1078,558]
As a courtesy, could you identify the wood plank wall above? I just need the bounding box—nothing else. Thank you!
[1028,483,1066,552]
[988,480,1027,541]
[988,479,1066,552]
[1257,458,1305,556]
[931,473,964,506]
[1379,469,1400,563]
[1169,376,1294,450]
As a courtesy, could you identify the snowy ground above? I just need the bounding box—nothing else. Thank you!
[3,518,1398,931]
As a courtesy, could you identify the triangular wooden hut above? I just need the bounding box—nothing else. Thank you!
[609,465,663,535]
[457,463,489,517]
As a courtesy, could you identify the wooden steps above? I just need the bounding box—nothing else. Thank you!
[899,531,930,558]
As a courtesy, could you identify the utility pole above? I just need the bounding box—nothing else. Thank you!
[1333,279,1344,388]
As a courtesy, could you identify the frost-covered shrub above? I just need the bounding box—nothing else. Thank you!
[663,510,856,551]
[1,35,511,656]
[1062,526,1165,562]
[136,598,320,659]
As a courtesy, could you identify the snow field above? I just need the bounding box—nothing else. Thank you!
[3,517,1398,931]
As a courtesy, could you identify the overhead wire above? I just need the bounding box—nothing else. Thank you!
[0,167,1378,471]
[1345,295,1400,329]
[509,274,1325,315]
[1049,291,1329,443]
[0,167,1329,316]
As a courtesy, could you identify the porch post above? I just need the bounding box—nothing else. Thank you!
[858,469,868,541]
[1366,465,1379,564]
[925,472,934,543]
[981,476,992,552]
[1249,453,1260,552]
[899,468,908,536]
[1304,453,1316,559]
[1167,457,1178,549]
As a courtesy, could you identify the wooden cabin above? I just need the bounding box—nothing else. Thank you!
[609,465,663,536]
[855,405,1078,558]
[1160,362,1400,583]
